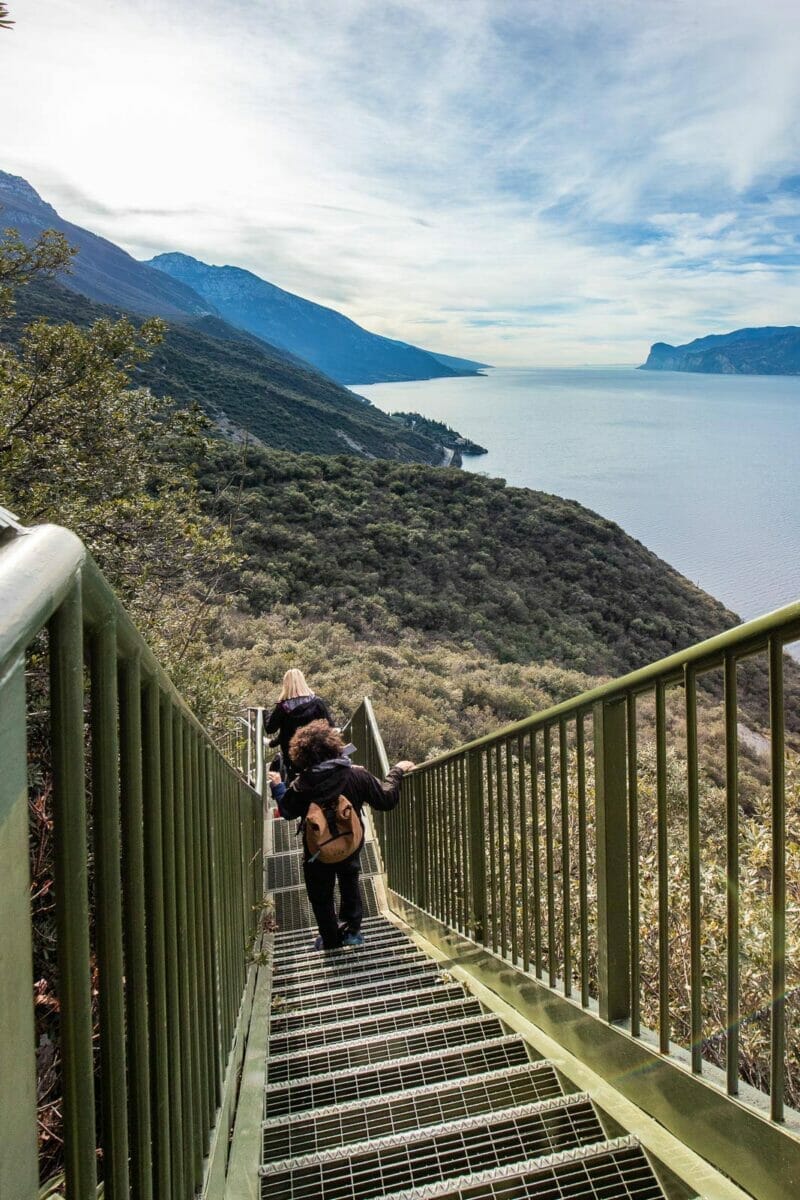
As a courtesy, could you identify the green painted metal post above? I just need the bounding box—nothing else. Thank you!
[769,636,786,1123]
[594,697,631,1024]
[49,582,97,1200]
[467,749,487,944]
[0,658,39,1200]
[159,700,184,1200]
[90,618,130,1199]
[142,679,171,1200]
[119,655,153,1200]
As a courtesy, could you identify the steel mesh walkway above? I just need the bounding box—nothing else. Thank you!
[261,817,669,1199]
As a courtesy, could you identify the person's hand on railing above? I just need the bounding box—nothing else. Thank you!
[395,760,415,772]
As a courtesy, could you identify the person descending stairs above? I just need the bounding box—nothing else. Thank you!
[261,817,669,1199]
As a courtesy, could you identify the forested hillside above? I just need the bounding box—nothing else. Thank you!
[8,278,449,463]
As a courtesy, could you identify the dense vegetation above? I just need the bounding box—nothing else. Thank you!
[390,410,488,455]
[9,278,448,463]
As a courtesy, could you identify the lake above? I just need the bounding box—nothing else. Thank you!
[354,366,800,626]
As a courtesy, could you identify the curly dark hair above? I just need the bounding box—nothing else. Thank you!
[289,719,345,771]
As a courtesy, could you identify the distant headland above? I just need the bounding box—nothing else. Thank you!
[640,326,800,375]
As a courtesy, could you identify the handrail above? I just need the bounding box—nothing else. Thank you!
[351,597,800,1200]
[0,523,264,1200]
[419,596,800,768]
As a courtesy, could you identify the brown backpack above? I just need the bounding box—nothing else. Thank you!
[304,794,363,864]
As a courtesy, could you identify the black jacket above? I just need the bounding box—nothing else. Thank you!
[265,694,334,769]
[278,756,406,860]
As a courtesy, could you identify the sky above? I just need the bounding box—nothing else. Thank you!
[2,0,800,365]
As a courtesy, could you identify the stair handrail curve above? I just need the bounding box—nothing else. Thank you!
[0,521,264,1200]
[350,598,800,1200]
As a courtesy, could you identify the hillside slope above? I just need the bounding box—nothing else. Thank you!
[147,252,483,384]
[202,440,744,674]
[0,171,214,319]
[7,279,450,463]
[640,326,800,374]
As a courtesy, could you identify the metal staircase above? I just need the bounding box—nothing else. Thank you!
[261,820,668,1200]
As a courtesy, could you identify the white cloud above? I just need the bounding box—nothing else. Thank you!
[2,0,800,363]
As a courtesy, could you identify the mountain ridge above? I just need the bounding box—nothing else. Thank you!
[147,251,485,385]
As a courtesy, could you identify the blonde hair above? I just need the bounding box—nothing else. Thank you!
[279,668,311,701]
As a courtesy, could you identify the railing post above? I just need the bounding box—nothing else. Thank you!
[594,697,630,1023]
[0,656,39,1200]
[467,749,487,945]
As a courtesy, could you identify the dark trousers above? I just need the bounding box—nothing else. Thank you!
[303,856,362,948]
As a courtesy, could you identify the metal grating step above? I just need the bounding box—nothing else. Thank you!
[264,1035,531,1117]
[273,914,391,942]
[271,819,303,854]
[273,927,410,967]
[267,1014,506,1083]
[269,997,484,1058]
[260,1093,605,1199]
[274,878,381,932]
[376,1137,667,1200]
[268,843,381,890]
[270,985,469,1035]
[271,968,453,1015]
[272,948,430,992]
[262,1062,566,1161]
[272,960,444,1005]
[272,942,426,983]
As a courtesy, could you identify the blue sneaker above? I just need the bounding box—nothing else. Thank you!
[313,935,325,951]
[342,931,365,948]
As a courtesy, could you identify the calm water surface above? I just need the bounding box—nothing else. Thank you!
[355,367,800,623]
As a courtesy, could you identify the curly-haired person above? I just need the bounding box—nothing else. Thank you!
[270,719,414,949]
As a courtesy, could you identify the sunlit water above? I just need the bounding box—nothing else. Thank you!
[354,366,800,625]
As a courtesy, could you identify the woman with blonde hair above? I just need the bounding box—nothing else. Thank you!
[265,669,334,780]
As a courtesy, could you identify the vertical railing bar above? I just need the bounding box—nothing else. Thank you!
[468,750,487,945]
[769,635,786,1123]
[444,760,453,929]
[190,731,210,1155]
[544,725,557,988]
[90,618,130,1199]
[119,655,153,1200]
[506,739,519,965]
[142,679,170,1199]
[724,653,740,1097]
[49,582,97,1200]
[656,680,670,1055]
[577,714,589,1009]
[173,714,197,1192]
[200,746,219,1122]
[529,730,543,978]
[559,718,572,997]
[517,733,530,975]
[496,741,507,959]
[685,665,702,1074]
[159,699,184,1200]
[461,755,470,935]
[626,694,640,1036]
[487,751,498,952]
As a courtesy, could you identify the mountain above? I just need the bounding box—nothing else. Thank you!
[7,278,454,464]
[147,252,485,385]
[640,326,800,375]
[0,171,214,319]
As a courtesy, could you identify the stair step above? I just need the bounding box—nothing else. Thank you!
[271,963,445,1009]
[273,878,382,931]
[264,1034,531,1118]
[273,924,407,957]
[269,984,468,1035]
[260,1092,605,1199]
[270,997,483,1058]
[272,942,426,982]
[271,969,454,1015]
[273,914,392,942]
[377,1137,668,1200]
[267,1014,506,1083]
[261,1061,566,1161]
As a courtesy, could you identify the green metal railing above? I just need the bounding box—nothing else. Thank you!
[351,600,800,1200]
[0,523,263,1200]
